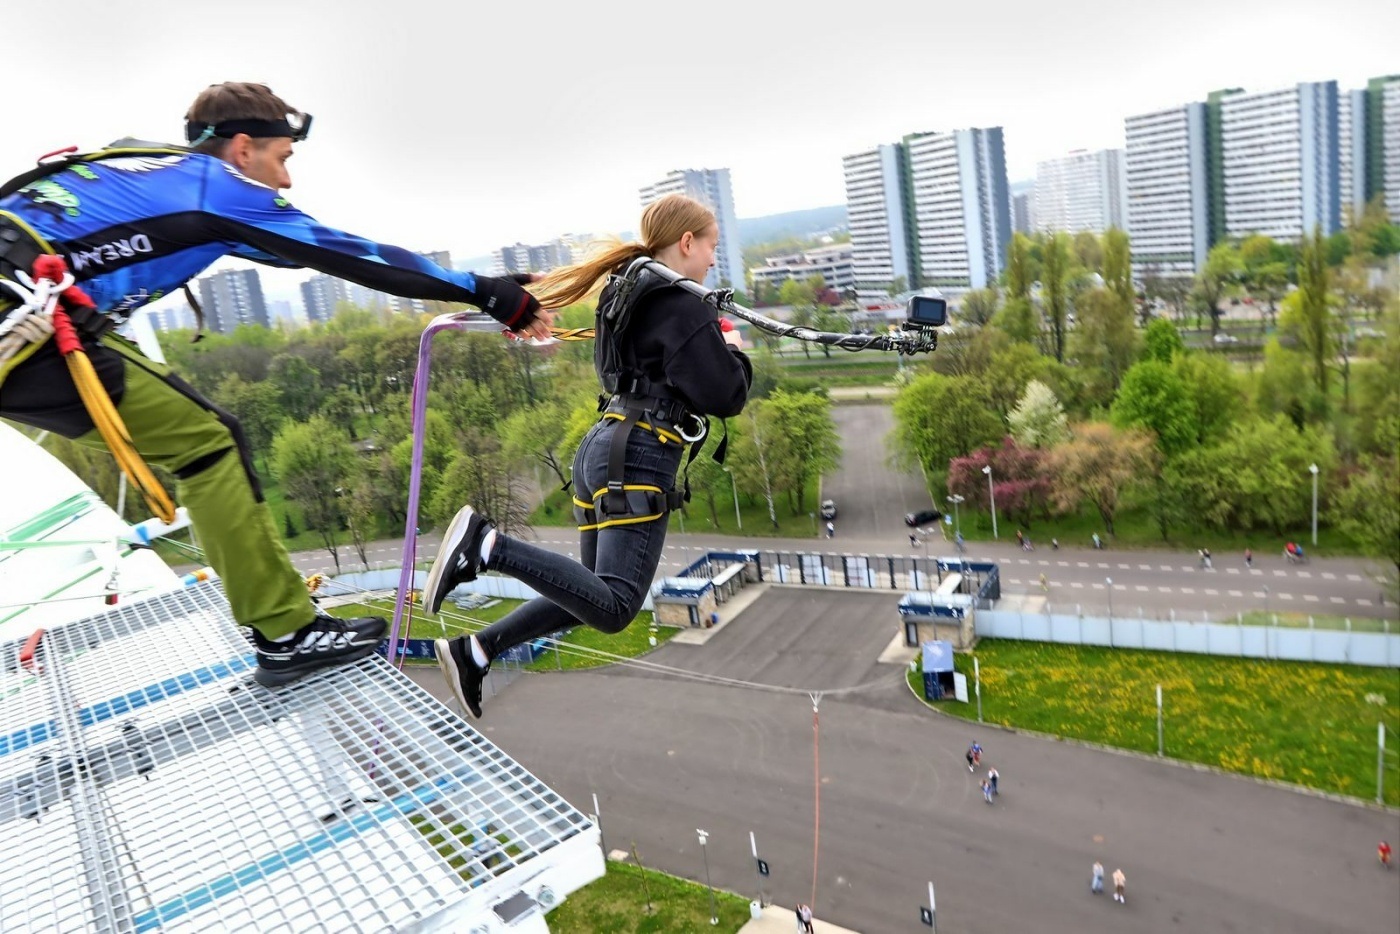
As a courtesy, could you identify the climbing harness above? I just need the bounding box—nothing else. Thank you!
[0,251,176,523]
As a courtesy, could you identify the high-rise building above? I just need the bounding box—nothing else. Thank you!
[1220,81,1341,241]
[196,269,268,333]
[902,127,1012,290]
[1033,149,1126,234]
[1010,181,1035,235]
[300,274,354,325]
[639,169,742,289]
[842,144,912,301]
[1376,75,1400,223]
[1339,89,1367,222]
[1125,102,1211,278]
[842,129,1010,297]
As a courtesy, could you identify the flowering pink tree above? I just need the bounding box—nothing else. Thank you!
[947,437,1054,528]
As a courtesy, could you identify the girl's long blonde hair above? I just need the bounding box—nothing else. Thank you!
[529,194,716,309]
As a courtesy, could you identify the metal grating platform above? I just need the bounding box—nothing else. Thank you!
[0,582,601,933]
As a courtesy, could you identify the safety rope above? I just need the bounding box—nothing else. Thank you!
[1,256,175,523]
[809,692,823,912]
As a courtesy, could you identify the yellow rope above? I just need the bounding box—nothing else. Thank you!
[63,349,176,524]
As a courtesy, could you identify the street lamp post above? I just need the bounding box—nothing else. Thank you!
[696,829,718,926]
[1309,463,1319,547]
[724,467,742,531]
[947,494,964,538]
[981,466,997,540]
[1106,577,1113,622]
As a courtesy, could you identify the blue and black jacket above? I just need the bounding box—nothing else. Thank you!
[0,143,504,325]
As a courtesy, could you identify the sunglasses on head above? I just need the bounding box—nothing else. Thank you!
[185,112,313,145]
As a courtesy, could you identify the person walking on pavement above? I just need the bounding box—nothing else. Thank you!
[1244,547,1253,569]
[1090,860,1104,894]
[971,741,983,768]
[1112,867,1127,903]
[987,766,999,796]
[965,745,976,772]
[825,520,835,539]
[798,903,815,933]
[980,778,994,804]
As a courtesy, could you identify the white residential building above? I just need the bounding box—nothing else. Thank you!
[902,127,1012,290]
[1339,89,1367,222]
[1384,78,1400,223]
[749,242,854,294]
[842,144,911,301]
[1033,149,1126,234]
[1010,180,1035,234]
[1125,102,1210,278]
[196,269,268,333]
[639,168,743,289]
[1220,81,1341,241]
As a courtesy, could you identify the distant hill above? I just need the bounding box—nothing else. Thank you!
[737,205,847,246]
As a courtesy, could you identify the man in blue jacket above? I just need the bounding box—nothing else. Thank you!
[0,81,552,686]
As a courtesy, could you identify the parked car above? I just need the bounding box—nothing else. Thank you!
[905,509,942,527]
[1212,333,1239,344]
[820,499,837,520]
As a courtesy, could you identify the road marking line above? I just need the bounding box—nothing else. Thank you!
[1136,585,1149,592]
[1356,599,1373,606]
[1303,595,1319,602]
[1180,587,1195,594]
[1160,565,1173,571]
[1228,590,1243,596]
[1138,564,1152,570]
[1328,596,1347,604]
[1296,571,1312,578]
[1158,587,1172,593]
[1279,593,1295,600]
[1097,562,1110,569]
[1091,583,1104,590]
[1226,568,1239,575]
[1071,582,1084,589]
[1346,574,1363,582]
[1204,589,1219,595]
[1273,570,1287,577]
[1058,561,1070,567]
[1117,563,1130,569]
[1077,562,1090,568]
[1321,572,1336,580]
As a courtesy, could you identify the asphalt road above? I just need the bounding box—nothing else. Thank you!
[407,587,1400,933]
[819,405,935,539]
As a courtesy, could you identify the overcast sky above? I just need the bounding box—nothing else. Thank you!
[7,0,1397,305]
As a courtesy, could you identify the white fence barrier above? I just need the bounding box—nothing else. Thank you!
[977,610,1400,667]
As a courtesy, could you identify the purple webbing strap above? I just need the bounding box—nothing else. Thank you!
[387,312,474,663]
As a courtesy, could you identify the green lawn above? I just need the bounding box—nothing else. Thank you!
[911,639,1400,805]
[546,860,754,933]
[530,485,828,539]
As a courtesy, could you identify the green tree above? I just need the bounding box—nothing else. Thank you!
[757,389,841,515]
[1142,318,1185,364]
[1333,456,1400,597]
[1040,232,1072,363]
[1194,242,1242,336]
[1006,380,1068,449]
[268,353,326,422]
[430,429,532,535]
[215,374,285,469]
[959,289,999,327]
[1101,227,1133,310]
[1173,352,1241,445]
[892,372,1005,485]
[1288,225,1333,404]
[1110,360,1195,457]
[780,277,818,359]
[271,415,356,572]
[1068,288,1140,405]
[1072,231,1104,273]
[991,296,1038,345]
[1005,233,1035,301]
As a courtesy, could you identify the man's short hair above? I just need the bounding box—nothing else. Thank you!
[184,82,300,154]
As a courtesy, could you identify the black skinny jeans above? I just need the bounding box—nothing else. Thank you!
[474,418,684,661]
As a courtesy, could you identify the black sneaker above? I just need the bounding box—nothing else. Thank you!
[423,505,492,614]
[253,611,387,688]
[435,636,487,719]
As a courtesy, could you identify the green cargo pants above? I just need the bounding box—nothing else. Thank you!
[0,329,315,638]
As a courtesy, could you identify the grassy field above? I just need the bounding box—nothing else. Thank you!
[530,484,827,540]
[910,639,1400,805]
[546,860,754,933]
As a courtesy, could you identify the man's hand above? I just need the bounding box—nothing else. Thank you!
[471,274,544,333]
[0,310,54,367]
